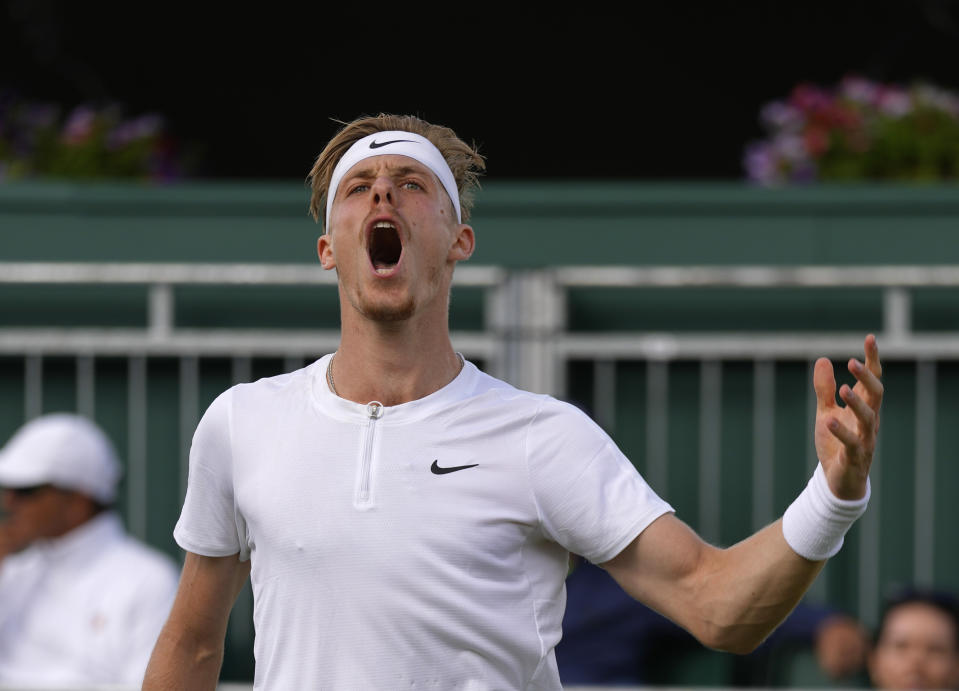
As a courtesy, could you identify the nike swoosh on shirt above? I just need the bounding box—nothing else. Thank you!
[369,139,415,149]
[430,460,480,475]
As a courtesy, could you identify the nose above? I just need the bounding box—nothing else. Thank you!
[371,176,395,207]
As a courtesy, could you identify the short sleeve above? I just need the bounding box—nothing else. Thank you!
[526,398,673,564]
[173,388,247,559]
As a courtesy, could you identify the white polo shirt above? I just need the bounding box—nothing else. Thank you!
[0,511,180,685]
[175,355,672,690]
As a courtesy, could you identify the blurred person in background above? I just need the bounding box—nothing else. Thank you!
[868,587,959,690]
[0,413,180,687]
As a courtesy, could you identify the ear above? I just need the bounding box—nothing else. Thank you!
[448,224,475,262]
[317,233,336,270]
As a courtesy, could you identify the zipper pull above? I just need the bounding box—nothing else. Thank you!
[367,401,383,419]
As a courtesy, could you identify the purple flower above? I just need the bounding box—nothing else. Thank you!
[772,132,809,164]
[760,100,804,133]
[743,141,780,184]
[62,105,98,144]
[106,113,165,150]
[838,76,880,106]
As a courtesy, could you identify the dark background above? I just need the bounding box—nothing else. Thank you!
[2,0,958,181]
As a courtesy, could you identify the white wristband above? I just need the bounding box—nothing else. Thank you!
[782,464,870,561]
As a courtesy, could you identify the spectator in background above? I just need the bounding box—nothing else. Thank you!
[0,413,180,687]
[558,555,870,686]
[868,587,959,690]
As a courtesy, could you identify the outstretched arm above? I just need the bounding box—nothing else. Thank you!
[603,335,883,654]
[143,551,251,691]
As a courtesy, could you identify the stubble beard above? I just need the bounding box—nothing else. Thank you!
[359,295,417,322]
[347,263,447,324]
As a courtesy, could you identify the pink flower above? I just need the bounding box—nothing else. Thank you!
[876,87,912,117]
[790,83,833,113]
[61,106,97,144]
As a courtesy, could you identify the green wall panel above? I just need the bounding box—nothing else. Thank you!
[144,358,184,557]
[0,358,24,446]
[665,362,702,526]
[934,362,959,592]
[40,357,77,414]
[719,362,754,548]
[875,362,918,597]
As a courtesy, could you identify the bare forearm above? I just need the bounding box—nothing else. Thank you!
[142,625,225,691]
[142,552,250,691]
[696,518,824,653]
[605,514,824,655]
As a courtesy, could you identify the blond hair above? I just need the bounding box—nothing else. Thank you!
[307,114,485,229]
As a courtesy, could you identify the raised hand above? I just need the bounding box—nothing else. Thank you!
[813,334,884,500]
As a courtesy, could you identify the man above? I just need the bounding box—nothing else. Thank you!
[0,412,180,686]
[868,588,959,690]
[144,113,884,689]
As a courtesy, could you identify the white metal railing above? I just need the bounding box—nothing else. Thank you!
[1,262,957,629]
[3,262,957,371]
[0,263,505,361]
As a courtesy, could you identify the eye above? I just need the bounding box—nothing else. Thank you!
[402,180,423,191]
[348,183,370,195]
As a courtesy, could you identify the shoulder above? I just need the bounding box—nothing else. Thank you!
[197,361,318,431]
[228,361,316,405]
[467,365,593,422]
[464,367,610,453]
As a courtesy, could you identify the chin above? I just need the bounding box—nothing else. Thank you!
[360,298,417,322]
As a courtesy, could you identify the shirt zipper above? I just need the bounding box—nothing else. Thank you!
[356,401,383,506]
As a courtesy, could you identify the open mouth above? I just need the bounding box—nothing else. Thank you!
[369,221,402,274]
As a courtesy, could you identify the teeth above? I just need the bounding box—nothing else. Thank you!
[374,221,396,229]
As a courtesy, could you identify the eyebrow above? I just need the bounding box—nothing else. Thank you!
[347,163,428,180]
[343,163,436,187]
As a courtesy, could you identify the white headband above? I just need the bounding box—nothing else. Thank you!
[325,130,461,231]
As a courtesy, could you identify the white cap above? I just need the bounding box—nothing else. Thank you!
[0,413,121,504]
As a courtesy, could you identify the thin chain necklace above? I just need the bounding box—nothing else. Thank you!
[326,352,339,396]
[326,351,464,397]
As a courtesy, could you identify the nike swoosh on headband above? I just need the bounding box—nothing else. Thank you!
[369,139,415,149]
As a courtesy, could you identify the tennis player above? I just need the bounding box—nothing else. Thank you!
[143,114,883,690]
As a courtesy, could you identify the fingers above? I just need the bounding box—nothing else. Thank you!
[813,357,837,413]
[839,383,877,432]
[863,333,882,377]
[825,415,861,450]
[848,336,884,411]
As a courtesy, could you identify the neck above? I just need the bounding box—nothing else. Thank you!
[330,317,463,406]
